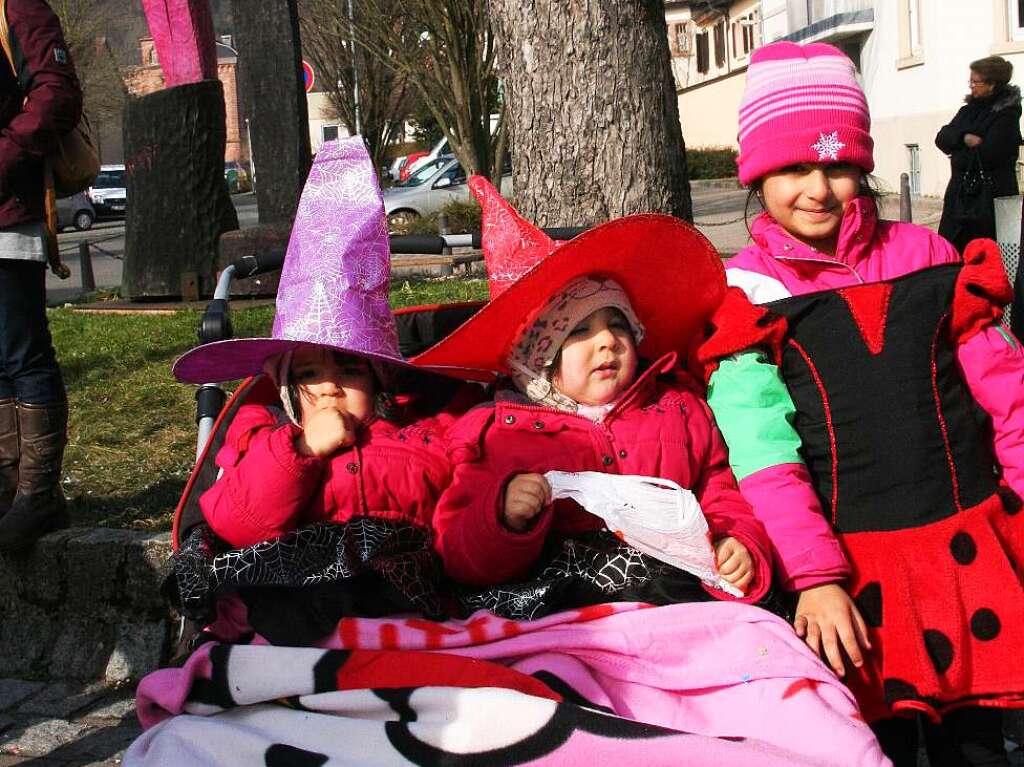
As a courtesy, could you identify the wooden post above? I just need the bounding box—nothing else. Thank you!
[123,0,238,299]
[233,0,311,226]
[899,172,913,223]
[78,241,95,293]
[141,0,217,87]
[123,81,239,298]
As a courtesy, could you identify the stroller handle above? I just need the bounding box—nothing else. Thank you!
[225,228,589,280]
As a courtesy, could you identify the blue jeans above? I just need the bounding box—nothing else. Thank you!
[0,260,65,404]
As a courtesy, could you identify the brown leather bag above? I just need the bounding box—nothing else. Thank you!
[0,0,97,277]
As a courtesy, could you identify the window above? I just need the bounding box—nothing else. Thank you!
[436,162,466,187]
[713,21,726,68]
[321,125,340,143]
[907,0,922,54]
[696,31,710,73]
[1012,0,1024,41]
[742,17,756,54]
[672,23,690,57]
[906,144,921,196]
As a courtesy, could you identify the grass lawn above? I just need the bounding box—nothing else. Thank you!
[53,277,489,532]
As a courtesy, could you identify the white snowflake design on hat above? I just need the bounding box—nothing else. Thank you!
[811,131,846,162]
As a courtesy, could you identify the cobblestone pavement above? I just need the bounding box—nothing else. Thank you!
[0,680,140,766]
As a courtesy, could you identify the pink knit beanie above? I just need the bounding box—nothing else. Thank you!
[736,41,873,186]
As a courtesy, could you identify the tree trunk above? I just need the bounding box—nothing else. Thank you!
[488,0,692,226]
[123,80,239,299]
[234,0,311,225]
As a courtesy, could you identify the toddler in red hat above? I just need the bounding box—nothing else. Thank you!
[706,40,1024,763]
[420,178,775,613]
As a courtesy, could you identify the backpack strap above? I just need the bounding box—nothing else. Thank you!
[0,0,15,79]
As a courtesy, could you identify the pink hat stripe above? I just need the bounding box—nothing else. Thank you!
[740,93,868,130]
[740,96,870,137]
[735,41,872,185]
[739,83,866,120]
[740,104,870,142]
[743,62,858,94]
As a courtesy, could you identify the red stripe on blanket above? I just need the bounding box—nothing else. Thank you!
[335,650,563,703]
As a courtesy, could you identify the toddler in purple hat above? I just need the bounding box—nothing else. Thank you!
[173,137,475,549]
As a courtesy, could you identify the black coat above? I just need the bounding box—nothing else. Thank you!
[936,85,1022,251]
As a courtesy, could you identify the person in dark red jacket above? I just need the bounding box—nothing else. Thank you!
[416,178,775,608]
[0,0,82,551]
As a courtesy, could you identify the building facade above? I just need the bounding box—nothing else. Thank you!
[668,0,1024,196]
[667,0,760,150]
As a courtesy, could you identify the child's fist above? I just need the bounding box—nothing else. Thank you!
[295,405,357,457]
[714,536,754,594]
[502,473,551,533]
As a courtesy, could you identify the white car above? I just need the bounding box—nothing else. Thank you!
[382,154,512,233]
[88,164,127,218]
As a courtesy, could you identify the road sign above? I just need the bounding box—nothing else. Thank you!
[302,60,315,93]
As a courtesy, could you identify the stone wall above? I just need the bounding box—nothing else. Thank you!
[0,529,175,684]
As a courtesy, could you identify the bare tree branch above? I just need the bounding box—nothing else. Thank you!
[346,0,505,180]
[298,0,415,172]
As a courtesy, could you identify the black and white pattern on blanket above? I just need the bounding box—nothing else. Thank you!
[126,643,715,767]
[173,519,443,624]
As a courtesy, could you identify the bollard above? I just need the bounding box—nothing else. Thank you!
[899,173,913,223]
[437,212,453,276]
[78,241,96,293]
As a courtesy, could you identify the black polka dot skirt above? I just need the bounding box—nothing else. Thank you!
[839,487,1024,723]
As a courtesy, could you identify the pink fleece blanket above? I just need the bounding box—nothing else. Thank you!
[127,602,889,766]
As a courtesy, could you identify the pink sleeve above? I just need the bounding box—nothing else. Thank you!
[199,406,325,548]
[957,324,1024,497]
[432,410,552,586]
[690,400,775,604]
[738,463,850,591]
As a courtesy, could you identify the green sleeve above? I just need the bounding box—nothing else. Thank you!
[706,349,805,481]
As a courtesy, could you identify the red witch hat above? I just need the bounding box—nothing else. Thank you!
[413,177,726,377]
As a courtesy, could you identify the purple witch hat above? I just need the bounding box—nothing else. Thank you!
[172,136,405,384]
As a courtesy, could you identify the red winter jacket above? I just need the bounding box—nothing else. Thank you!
[0,0,82,228]
[201,394,473,549]
[433,352,774,603]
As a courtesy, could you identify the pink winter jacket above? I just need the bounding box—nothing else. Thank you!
[725,195,1024,587]
[200,397,469,549]
[433,352,774,603]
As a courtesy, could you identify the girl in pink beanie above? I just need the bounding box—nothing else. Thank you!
[704,40,1024,764]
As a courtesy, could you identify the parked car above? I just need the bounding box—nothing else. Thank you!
[225,161,252,194]
[382,153,512,233]
[55,192,95,232]
[88,165,126,219]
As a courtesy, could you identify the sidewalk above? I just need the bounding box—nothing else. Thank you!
[0,679,139,766]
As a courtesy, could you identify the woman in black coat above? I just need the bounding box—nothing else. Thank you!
[936,55,1022,253]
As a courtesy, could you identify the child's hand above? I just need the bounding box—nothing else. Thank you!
[295,404,357,457]
[794,583,872,677]
[713,536,754,594]
[502,473,551,533]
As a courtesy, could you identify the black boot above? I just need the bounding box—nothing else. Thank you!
[0,401,69,552]
[0,398,17,518]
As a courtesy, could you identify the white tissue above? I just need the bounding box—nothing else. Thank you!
[544,471,743,597]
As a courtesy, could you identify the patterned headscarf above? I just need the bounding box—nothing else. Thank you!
[507,277,645,412]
